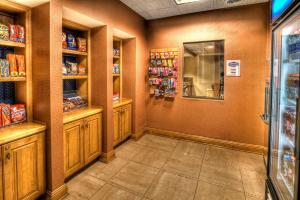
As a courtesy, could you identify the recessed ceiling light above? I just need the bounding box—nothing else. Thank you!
[174,0,201,5]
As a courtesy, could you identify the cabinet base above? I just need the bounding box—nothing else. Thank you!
[100,150,116,163]
[46,184,68,200]
[131,129,144,140]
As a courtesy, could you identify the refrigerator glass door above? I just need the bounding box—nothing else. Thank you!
[270,8,300,200]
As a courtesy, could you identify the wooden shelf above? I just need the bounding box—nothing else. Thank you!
[63,106,103,124]
[0,40,25,48]
[113,56,120,59]
[0,122,46,146]
[63,49,88,56]
[113,98,133,108]
[0,77,26,82]
[113,74,120,77]
[63,75,88,80]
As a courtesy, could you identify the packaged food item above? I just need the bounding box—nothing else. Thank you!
[67,32,77,50]
[10,104,26,124]
[66,61,77,75]
[16,55,25,76]
[160,52,165,59]
[62,32,67,49]
[0,24,9,41]
[9,24,18,42]
[0,59,9,77]
[77,37,87,52]
[150,52,155,60]
[78,65,86,75]
[164,52,170,59]
[17,25,25,43]
[155,52,160,59]
[1,104,11,126]
[62,63,67,75]
[7,54,18,76]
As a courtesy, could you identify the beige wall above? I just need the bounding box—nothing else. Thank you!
[147,3,269,146]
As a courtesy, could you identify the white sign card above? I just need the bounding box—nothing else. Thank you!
[226,60,240,77]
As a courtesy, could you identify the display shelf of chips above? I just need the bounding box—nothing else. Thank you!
[62,30,87,53]
[148,48,178,98]
[0,23,25,46]
[62,57,87,77]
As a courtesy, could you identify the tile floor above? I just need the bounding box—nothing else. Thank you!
[63,134,266,200]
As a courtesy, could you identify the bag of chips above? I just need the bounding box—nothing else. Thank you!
[1,104,11,127]
[67,32,77,50]
[78,65,86,75]
[9,24,18,42]
[66,61,77,75]
[17,25,25,43]
[16,55,25,76]
[62,32,67,49]
[7,54,17,76]
[0,59,9,77]
[77,37,87,52]
[10,104,26,124]
[0,24,9,41]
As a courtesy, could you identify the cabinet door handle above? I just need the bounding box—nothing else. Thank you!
[6,152,10,160]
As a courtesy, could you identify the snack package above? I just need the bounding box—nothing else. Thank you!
[0,59,9,77]
[7,54,17,76]
[150,52,155,60]
[77,37,87,52]
[1,104,11,126]
[155,52,160,59]
[62,63,67,75]
[10,104,26,124]
[16,55,25,76]
[66,61,78,75]
[78,65,86,75]
[9,24,18,42]
[17,25,25,43]
[62,32,67,49]
[0,24,9,41]
[67,32,77,50]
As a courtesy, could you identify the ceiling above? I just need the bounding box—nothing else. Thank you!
[120,0,269,20]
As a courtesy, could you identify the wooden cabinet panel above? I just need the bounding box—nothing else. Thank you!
[113,108,121,146]
[84,113,102,164]
[122,104,132,140]
[2,132,45,200]
[64,120,84,178]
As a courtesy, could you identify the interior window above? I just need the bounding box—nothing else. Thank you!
[183,41,224,100]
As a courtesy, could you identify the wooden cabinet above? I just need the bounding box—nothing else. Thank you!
[113,103,132,146]
[2,132,46,200]
[64,120,84,178]
[64,112,102,178]
[0,147,2,200]
[84,113,102,164]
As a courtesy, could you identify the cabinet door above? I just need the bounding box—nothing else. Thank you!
[84,113,102,164]
[122,104,132,140]
[113,108,122,146]
[3,132,46,200]
[64,120,84,178]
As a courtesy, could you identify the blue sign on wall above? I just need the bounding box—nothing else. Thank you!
[272,0,294,21]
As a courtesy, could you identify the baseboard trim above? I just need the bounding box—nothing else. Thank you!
[131,129,145,140]
[100,150,115,163]
[145,127,266,155]
[46,184,68,200]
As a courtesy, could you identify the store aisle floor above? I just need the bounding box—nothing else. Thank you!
[63,134,266,200]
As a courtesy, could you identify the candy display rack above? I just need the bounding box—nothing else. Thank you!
[62,19,91,112]
[148,48,179,99]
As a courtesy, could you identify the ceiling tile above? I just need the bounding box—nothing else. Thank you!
[120,0,269,20]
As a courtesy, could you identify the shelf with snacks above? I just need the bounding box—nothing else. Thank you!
[0,2,32,130]
[113,37,122,103]
[0,40,25,48]
[62,19,91,114]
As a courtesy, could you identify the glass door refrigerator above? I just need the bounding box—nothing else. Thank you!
[267,1,300,200]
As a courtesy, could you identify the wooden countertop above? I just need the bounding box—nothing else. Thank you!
[63,106,103,124]
[0,122,46,146]
[113,98,132,108]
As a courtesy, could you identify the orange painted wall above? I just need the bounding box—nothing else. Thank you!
[62,0,148,137]
[146,3,269,146]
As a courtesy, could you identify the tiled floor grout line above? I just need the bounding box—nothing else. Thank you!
[193,144,208,200]
[140,138,180,200]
